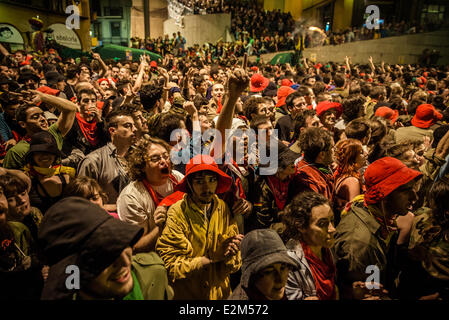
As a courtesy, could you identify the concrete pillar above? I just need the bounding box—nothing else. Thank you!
[284,0,302,20]
[333,0,354,31]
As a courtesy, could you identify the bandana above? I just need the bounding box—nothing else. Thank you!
[301,241,336,300]
[76,113,99,147]
[24,164,76,178]
[141,175,179,207]
[266,175,290,211]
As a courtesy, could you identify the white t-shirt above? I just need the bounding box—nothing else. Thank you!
[117,170,184,229]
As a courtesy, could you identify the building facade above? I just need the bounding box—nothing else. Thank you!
[90,0,132,47]
[0,0,91,52]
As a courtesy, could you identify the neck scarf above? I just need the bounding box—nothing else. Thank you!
[76,113,99,147]
[301,241,336,300]
[266,175,290,211]
[24,164,76,178]
[141,175,178,206]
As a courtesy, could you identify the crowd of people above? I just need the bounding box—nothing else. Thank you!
[1,30,449,301]
[131,0,296,58]
[133,0,445,62]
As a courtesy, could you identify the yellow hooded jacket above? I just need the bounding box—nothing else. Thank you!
[156,194,241,300]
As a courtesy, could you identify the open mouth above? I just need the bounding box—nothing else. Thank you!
[111,269,130,284]
[160,167,169,175]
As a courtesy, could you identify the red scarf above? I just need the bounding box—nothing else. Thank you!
[76,113,99,147]
[266,175,289,211]
[141,175,179,206]
[301,241,336,300]
[216,98,223,114]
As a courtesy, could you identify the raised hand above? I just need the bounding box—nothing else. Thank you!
[226,67,250,97]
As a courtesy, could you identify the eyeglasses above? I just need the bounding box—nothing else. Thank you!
[81,98,97,103]
[147,153,170,163]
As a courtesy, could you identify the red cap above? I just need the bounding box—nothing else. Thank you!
[175,155,232,194]
[375,106,399,125]
[97,78,110,85]
[150,61,157,68]
[250,73,269,92]
[364,157,422,205]
[275,86,295,108]
[316,101,343,119]
[251,66,259,72]
[281,79,293,87]
[37,86,60,96]
[411,104,442,129]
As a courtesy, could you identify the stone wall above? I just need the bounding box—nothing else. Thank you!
[163,13,231,48]
[248,30,449,65]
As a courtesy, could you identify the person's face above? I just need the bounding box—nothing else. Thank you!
[401,149,421,170]
[307,77,316,86]
[199,114,211,133]
[144,144,172,185]
[322,110,337,129]
[133,110,148,136]
[87,188,104,208]
[83,247,134,299]
[104,90,115,100]
[306,88,316,105]
[22,107,48,134]
[300,204,336,249]
[256,103,270,117]
[32,152,56,168]
[198,104,208,114]
[212,83,225,101]
[278,164,296,181]
[111,67,120,79]
[0,187,8,225]
[290,97,307,116]
[305,115,322,128]
[99,81,109,91]
[414,143,426,167]
[189,171,218,205]
[14,52,24,63]
[257,121,274,146]
[383,180,419,219]
[5,103,19,120]
[56,80,66,92]
[235,97,243,114]
[79,93,97,121]
[79,71,90,82]
[355,147,367,170]
[254,263,290,300]
[110,116,136,146]
[7,189,31,221]
[119,68,129,81]
[25,78,37,90]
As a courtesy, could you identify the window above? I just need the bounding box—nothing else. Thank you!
[110,22,121,37]
[104,7,123,17]
[421,4,446,25]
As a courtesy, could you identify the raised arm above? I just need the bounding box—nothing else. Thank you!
[211,55,249,159]
[32,90,78,137]
[91,52,108,77]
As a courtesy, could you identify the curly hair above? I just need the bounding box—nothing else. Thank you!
[334,138,363,179]
[299,127,333,163]
[126,136,172,181]
[280,191,330,243]
[341,95,365,122]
